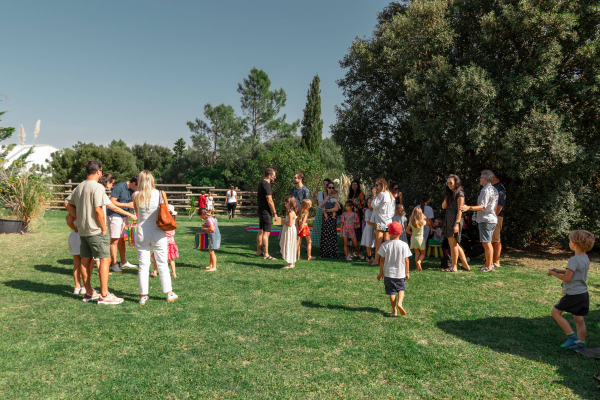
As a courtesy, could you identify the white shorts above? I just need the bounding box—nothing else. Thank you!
[108,215,128,239]
[207,204,214,211]
[68,230,81,256]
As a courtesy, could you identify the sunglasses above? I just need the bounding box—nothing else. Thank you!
[328,186,334,189]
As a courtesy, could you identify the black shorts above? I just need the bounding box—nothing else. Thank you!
[384,277,405,295]
[258,211,272,233]
[555,292,589,316]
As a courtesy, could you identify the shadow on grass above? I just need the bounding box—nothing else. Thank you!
[34,264,72,276]
[57,258,74,266]
[3,280,138,303]
[437,311,600,399]
[301,300,385,315]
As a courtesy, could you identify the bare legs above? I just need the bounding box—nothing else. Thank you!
[482,242,493,268]
[110,238,126,266]
[551,308,586,342]
[169,259,177,277]
[492,241,502,266]
[448,237,470,271]
[413,249,425,271]
[72,255,82,289]
[207,249,217,271]
[257,230,272,259]
[370,231,389,265]
[297,236,314,260]
[388,291,406,316]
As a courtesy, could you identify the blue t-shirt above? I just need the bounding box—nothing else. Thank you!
[493,182,506,218]
[106,181,134,217]
[290,185,310,209]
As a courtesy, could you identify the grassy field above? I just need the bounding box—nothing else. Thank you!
[1,211,599,399]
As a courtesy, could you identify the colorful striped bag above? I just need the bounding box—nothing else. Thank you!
[195,232,209,250]
[124,225,137,247]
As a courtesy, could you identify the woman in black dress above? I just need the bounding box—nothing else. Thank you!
[319,189,341,258]
[442,174,470,272]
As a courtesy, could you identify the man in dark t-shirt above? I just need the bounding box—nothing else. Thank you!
[108,176,138,272]
[492,171,507,268]
[256,168,277,260]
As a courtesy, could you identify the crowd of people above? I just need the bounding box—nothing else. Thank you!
[62,162,594,351]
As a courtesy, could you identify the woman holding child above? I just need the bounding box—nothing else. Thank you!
[370,178,395,266]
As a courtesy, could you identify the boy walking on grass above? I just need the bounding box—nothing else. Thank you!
[548,230,595,350]
[377,221,411,317]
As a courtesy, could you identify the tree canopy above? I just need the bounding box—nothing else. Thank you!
[332,0,600,245]
[300,74,323,153]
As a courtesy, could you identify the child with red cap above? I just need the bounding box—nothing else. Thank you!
[377,220,412,317]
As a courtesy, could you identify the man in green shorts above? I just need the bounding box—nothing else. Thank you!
[66,160,123,305]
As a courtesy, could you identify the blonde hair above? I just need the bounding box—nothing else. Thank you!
[410,207,425,229]
[395,204,405,217]
[569,230,595,252]
[300,198,312,215]
[135,170,156,208]
[376,177,394,202]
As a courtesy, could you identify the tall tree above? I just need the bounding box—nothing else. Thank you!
[187,103,248,167]
[131,143,173,179]
[332,0,600,245]
[300,74,323,153]
[237,67,299,144]
[173,138,186,159]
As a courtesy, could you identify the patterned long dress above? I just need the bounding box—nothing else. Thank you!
[319,210,340,258]
[443,191,464,243]
[311,191,326,248]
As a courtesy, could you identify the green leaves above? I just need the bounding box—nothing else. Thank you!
[300,74,323,153]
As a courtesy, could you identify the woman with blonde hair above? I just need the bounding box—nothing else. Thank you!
[133,170,178,305]
[370,178,395,266]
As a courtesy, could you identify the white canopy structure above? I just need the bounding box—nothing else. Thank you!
[3,144,59,169]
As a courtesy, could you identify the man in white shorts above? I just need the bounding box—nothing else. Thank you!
[107,176,139,272]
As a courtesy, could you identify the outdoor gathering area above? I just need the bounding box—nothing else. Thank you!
[2,0,600,398]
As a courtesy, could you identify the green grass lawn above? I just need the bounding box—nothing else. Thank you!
[1,211,599,399]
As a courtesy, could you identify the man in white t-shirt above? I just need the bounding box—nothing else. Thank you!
[226,185,237,219]
[377,221,412,317]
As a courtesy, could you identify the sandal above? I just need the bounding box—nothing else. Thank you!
[263,255,277,260]
[255,252,264,257]
[442,268,457,273]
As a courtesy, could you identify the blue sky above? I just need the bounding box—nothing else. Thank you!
[1,0,391,150]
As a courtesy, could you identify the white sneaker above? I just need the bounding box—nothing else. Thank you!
[98,293,124,305]
[74,287,81,294]
[121,261,138,270]
[111,263,123,273]
[79,287,86,295]
[166,292,178,302]
[139,295,149,305]
[82,290,100,302]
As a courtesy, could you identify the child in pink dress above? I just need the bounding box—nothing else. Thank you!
[150,208,179,278]
[341,200,363,261]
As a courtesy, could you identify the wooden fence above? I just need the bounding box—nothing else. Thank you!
[47,180,258,216]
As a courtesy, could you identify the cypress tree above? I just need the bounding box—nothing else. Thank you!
[300,74,323,153]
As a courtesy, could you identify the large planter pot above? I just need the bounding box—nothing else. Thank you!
[0,219,27,234]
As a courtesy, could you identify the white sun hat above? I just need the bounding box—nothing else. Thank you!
[168,204,177,215]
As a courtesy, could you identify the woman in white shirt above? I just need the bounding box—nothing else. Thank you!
[369,178,395,266]
[207,191,214,216]
[133,170,178,305]
[226,185,237,219]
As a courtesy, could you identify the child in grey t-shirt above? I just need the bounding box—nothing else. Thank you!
[547,230,595,350]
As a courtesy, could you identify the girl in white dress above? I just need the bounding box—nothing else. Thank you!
[279,195,298,269]
[361,197,376,262]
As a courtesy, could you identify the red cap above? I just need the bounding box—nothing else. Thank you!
[387,221,403,235]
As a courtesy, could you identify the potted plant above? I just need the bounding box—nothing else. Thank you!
[0,120,51,233]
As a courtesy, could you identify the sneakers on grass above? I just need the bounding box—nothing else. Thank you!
[121,261,138,270]
[139,295,149,305]
[82,290,100,302]
[98,293,124,305]
[111,263,123,273]
[561,335,581,348]
[166,292,178,302]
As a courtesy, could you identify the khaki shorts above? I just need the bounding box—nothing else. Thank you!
[492,216,503,243]
[108,215,128,239]
[80,232,110,259]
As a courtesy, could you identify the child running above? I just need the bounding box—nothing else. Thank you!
[297,199,315,260]
[198,207,221,271]
[377,221,411,317]
[279,195,298,269]
[361,197,376,262]
[548,230,595,350]
[150,204,179,278]
[341,200,362,261]
[392,204,408,245]
[406,207,431,271]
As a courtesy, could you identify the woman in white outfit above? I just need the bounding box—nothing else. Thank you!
[369,177,395,266]
[133,170,178,305]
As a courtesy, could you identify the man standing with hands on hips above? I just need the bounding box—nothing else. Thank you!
[108,175,139,272]
[256,168,278,260]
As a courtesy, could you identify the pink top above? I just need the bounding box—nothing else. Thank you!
[166,229,175,244]
[204,216,216,231]
[341,212,358,234]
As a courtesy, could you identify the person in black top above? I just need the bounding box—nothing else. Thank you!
[256,168,278,260]
[492,170,507,268]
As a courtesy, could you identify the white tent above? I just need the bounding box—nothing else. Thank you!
[4,144,59,169]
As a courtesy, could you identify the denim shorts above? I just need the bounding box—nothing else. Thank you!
[478,222,497,243]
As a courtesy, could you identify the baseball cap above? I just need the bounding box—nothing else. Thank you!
[387,221,403,235]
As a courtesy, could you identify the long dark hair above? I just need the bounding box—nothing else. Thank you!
[98,173,115,188]
[420,193,430,214]
[445,174,464,204]
[348,180,362,201]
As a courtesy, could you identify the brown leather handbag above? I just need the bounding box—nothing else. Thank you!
[156,190,177,231]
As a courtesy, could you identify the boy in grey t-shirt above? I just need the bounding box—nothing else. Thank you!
[548,230,595,350]
[377,221,412,317]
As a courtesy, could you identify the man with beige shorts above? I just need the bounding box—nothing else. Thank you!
[107,176,139,272]
[492,171,506,268]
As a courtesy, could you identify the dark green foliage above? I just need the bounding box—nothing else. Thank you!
[0,97,16,162]
[243,140,326,214]
[131,143,173,181]
[300,74,323,153]
[185,164,227,188]
[237,67,300,144]
[173,138,186,159]
[332,0,600,246]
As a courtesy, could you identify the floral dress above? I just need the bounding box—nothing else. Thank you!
[443,191,464,243]
[341,212,358,239]
[319,206,340,258]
